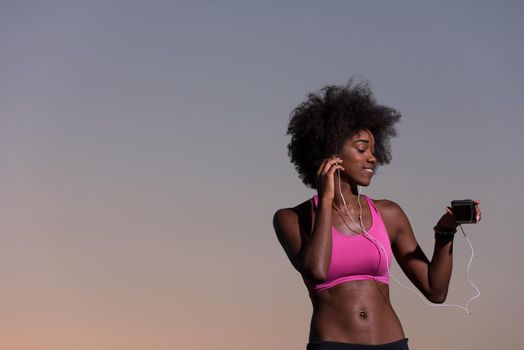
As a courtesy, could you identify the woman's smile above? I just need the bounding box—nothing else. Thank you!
[363,167,374,176]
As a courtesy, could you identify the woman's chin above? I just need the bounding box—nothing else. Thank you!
[359,179,372,187]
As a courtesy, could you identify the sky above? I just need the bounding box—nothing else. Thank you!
[1,1,523,349]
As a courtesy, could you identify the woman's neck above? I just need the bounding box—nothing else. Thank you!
[333,181,361,209]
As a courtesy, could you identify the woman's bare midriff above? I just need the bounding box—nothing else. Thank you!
[308,279,405,344]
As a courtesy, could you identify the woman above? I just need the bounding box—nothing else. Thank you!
[272,80,481,350]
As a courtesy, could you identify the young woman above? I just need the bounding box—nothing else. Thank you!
[272,80,481,350]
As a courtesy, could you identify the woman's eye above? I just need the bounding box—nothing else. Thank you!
[357,149,365,153]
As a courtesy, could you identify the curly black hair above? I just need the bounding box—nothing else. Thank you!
[286,78,401,189]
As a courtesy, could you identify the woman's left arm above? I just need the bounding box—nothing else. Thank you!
[378,199,481,303]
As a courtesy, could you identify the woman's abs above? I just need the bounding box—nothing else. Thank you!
[308,280,405,344]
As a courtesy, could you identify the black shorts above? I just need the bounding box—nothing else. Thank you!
[306,338,409,350]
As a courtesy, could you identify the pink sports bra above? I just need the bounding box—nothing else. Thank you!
[302,194,393,296]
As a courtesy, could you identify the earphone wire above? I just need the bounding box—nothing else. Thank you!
[336,168,480,314]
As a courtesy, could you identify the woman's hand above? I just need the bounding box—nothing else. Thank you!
[436,200,482,230]
[315,155,345,202]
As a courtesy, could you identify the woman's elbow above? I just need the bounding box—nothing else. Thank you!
[299,253,328,282]
[302,266,327,283]
[427,291,448,304]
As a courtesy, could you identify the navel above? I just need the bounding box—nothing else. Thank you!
[359,309,367,320]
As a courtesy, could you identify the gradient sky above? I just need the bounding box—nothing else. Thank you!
[1,1,523,349]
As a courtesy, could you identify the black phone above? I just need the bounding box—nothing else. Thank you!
[451,199,477,224]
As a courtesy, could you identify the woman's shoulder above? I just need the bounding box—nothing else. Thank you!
[368,197,405,217]
[273,197,316,245]
[273,196,314,220]
[273,197,315,229]
[368,197,409,241]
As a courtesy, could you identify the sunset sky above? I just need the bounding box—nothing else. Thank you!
[1,1,523,349]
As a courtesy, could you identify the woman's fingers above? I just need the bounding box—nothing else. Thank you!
[328,164,345,175]
[317,159,328,177]
[474,200,481,222]
[316,156,341,188]
[319,156,342,175]
[328,160,344,177]
[316,156,344,200]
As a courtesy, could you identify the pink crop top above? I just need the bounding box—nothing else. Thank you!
[302,194,393,296]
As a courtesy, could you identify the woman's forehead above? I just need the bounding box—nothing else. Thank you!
[351,129,375,143]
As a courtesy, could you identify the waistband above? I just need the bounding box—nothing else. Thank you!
[306,338,409,350]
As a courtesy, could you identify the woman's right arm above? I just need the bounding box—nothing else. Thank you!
[272,156,344,282]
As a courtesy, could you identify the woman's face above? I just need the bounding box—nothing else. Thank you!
[337,129,377,186]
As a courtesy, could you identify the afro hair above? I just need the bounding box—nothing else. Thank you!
[286,78,401,189]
